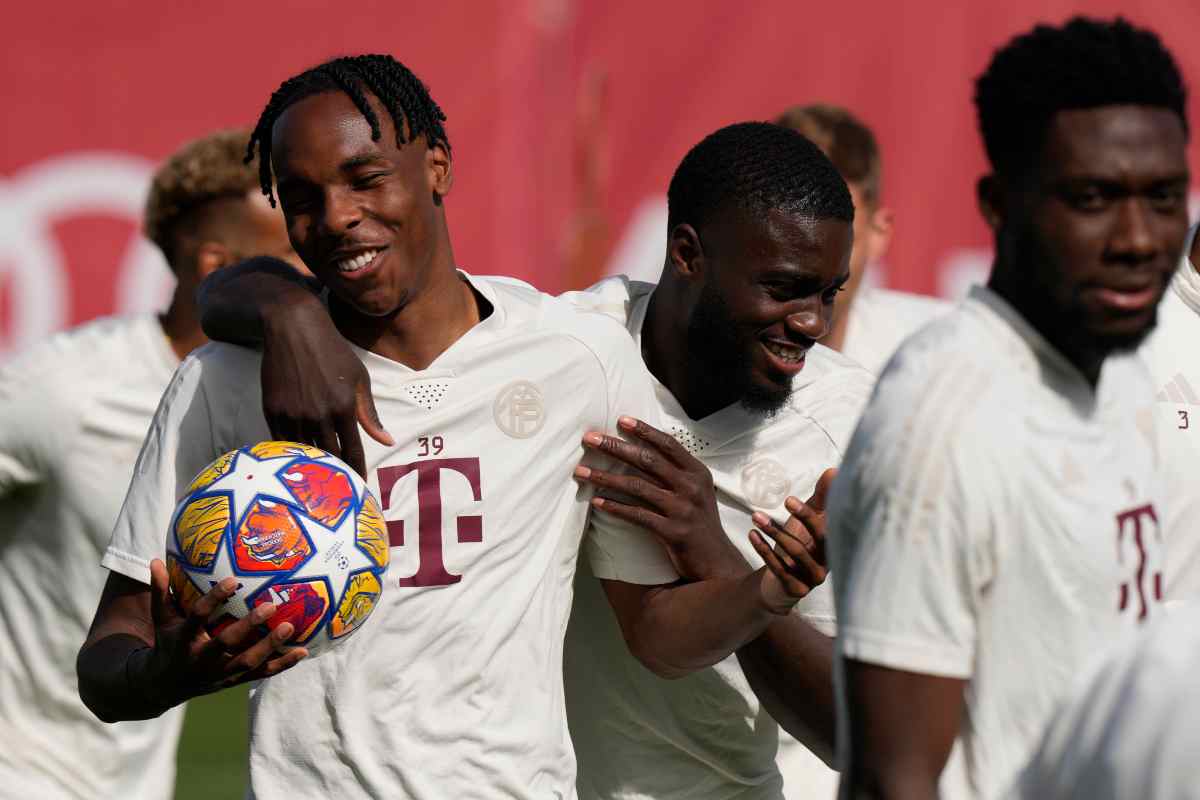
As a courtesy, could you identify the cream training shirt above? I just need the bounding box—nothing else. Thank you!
[830,286,1166,800]
[1010,608,1200,800]
[560,277,874,800]
[1138,222,1200,602]
[0,314,184,799]
[103,275,678,800]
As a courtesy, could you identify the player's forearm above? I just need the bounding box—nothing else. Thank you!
[736,617,836,763]
[625,569,778,678]
[76,633,178,722]
[838,763,941,800]
[197,256,322,347]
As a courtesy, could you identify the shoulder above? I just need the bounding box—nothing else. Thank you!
[3,314,150,379]
[175,341,263,395]
[781,345,876,453]
[556,275,656,328]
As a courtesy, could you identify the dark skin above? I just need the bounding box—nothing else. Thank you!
[80,90,819,723]
[840,104,1191,800]
[196,202,850,755]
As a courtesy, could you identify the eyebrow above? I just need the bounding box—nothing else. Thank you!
[340,152,390,171]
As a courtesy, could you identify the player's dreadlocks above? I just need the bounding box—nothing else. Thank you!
[667,122,854,235]
[246,54,450,207]
[975,16,1187,177]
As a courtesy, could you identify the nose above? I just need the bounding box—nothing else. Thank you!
[785,302,829,341]
[1109,197,1157,264]
[321,187,363,235]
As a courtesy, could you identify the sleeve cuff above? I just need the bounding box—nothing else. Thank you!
[838,627,973,679]
[101,547,152,586]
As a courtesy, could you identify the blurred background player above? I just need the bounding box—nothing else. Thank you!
[828,16,1189,800]
[0,130,298,798]
[77,55,826,799]
[1009,612,1200,800]
[776,104,950,375]
[1139,221,1200,602]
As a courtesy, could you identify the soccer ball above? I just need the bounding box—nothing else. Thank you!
[166,441,390,657]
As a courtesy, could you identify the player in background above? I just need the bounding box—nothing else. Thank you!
[76,56,824,799]
[1138,223,1200,601]
[0,130,300,799]
[194,120,875,799]
[776,105,950,375]
[1009,611,1200,800]
[829,16,1190,800]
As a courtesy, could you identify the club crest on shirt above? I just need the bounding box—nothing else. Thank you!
[493,380,545,438]
[741,458,791,509]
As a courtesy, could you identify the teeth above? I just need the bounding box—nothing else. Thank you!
[764,341,804,363]
[336,249,379,273]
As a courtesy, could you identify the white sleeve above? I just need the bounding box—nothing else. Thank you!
[581,328,680,586]
[101,356,223,585]
[828,370,994,680]
[0,350,72,496]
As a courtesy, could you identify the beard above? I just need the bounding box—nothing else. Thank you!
[685,283,792,417]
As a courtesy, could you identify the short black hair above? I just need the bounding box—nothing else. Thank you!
[246,54,450,207]
[667,122,854,234]
[975,16,1188,176]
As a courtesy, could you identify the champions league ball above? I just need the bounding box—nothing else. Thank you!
[166,441,390,657]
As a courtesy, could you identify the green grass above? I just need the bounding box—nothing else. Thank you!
[174,686,249,800]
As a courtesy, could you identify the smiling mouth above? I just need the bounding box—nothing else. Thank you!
[333,248,385,275]
[762,339,807,364]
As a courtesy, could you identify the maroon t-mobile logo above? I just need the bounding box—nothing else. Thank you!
[378,458,483,587]
[1116,503,1162,621]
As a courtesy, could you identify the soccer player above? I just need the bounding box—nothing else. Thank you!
[828,16,1190,800]
[0,130,298,798]
[1009,612,1200,800]
[776,104,950,375]
[1138,223,1200,601]
[76,56,824,799]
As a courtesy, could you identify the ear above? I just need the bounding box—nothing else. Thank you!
[193,241,235,282]
[977,174,1003,231]
[864,206,894,262]
[428,143,453,199]
[666,223,704,280]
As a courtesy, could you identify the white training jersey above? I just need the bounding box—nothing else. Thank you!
[1138,222,1200,603]
[102,274,678,800]
[1010,606,1200,800]
[559,277,874,800]
[0,314,184,799]
[829,285,1166,800]
[842,287,951,375]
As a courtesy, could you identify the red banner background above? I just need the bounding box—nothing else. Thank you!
[3,1,1198,356]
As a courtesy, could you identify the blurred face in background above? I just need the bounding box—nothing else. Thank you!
[836,181,893,315]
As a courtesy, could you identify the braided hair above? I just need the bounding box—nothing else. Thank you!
[667,122,854,234]
[975,16,1187,177]
[246,54,450,206]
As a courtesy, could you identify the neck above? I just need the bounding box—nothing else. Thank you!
[987,267,1104,388]
[331,244,482,370]
[159,283,208,361]
[642,286,740,420]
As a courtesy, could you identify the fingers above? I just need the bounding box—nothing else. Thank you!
[149,559,176,626]
[180,577,238,645]
[749,529,819,601]
[574,465,671,512]
[225,643,309,687]
[311,419,342,459]
[784,496,828,567]
[615,416,691,467]
[581,431,673,485]
[221,620,305,681]
[807,467,838,513]
[355,378,394,447]
[336,414,369,479]
[588,495,670,538]
[752,516,828,588]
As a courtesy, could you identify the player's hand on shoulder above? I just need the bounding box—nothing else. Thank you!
[259,302,393,478]
[749,468,834,614]
[138,559,306,705]
[576,416,748,580]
